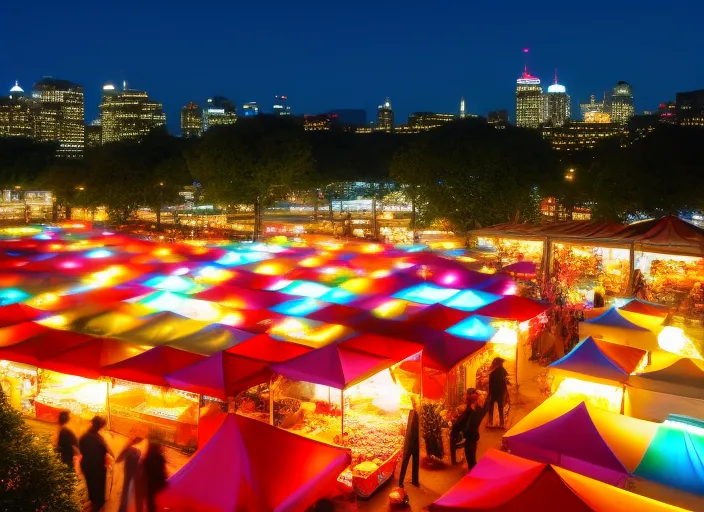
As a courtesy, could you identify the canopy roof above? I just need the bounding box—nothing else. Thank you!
[635,415,704,495]
[470,220,624,240]
[226,334,312,363]
[159,413,350,512]
[102,345,205,386]
[613,216,704,256]
[0,303,46,327]
[114,311,209,345]
[504,398,657,478]
[166,324,254,355]
[165,351,271,400]
[619,297,670,318]
[583,307,650,331]
[0,328,96,366]
[406,304,474,331]
[39,337,146,379]
[628,358,704,399]
[550,336,646,384]
[422,334,486,373]
[432,449,684,512]
[473,296,549,323]
[271,342,398,390]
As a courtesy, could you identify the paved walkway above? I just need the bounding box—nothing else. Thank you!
[27,362,547,511]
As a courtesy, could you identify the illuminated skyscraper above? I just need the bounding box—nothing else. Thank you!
[273,95,291,116]
[85,119,102,148]
[543,71,570,127]
[580,93,611,123]
[203,96,237,131]
[242,102,259,117]
[0,82,34,138]
[407,112,456,130]
[181,102,203,138]
[515,68,543,128]
[460,96,466,119]
[376,97,394,132]
[100,83,166,143]
[610,81,634,125]
[31,77,85,157]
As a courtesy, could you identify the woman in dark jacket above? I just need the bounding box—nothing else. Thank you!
[138,440,168,512]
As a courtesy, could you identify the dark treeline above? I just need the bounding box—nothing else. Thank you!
[1,116,703,236]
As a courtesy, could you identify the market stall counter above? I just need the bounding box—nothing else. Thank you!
[270,341,422,498]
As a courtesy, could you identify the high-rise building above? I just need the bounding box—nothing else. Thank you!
[460,96,466,119]
[515,68,543,128]
[181,102,203,138]
[488,110,509,125]
[31,77,85,157]
[407,112,456,130]
[610,81,634,125]
[242,102,259,117]
[0,82,34,138]
[543,72,570,127]
[203,96,237,131]
[376,97,394,132]
[272,95,291,116]
[676,89,704,127]
[580,93,611,123]
[85,120,102,148]
[100,83,166,143]
[542,122,624,151]
[323,109,367,127]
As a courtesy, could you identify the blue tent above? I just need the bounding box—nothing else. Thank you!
[550,337,645,384]
[584,308,650,331]
[634,415,704,495]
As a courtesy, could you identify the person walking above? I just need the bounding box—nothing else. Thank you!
[79,416,114,512]
[398,396,420,488]
[116,436,142,512]
[451,389,487,471]
[137,439,168,512]
[55,410,79,470]
[487,358,509,429]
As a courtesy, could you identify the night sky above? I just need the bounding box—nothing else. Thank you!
[2,0,703,134]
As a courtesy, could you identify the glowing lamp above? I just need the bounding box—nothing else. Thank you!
[554,378,623,413]
[658,326,703,360]
[491,327,518,346]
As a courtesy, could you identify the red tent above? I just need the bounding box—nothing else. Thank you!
[619,297,670,318]
[422,334,486,373]
[271,342,395,390]
[0,303,46,327]
[612,216,704,256]
[0,321,50,347]
[101,345,205,386]
[165,351,271,400]
[195,285,287,310]
[39,337,146,379]
[158,413,351,512]
[354,316,443,344]
[226,334,312,362]
[473,296,549,323]
[431,449,682,512]
[340,333,422,361]
[0,329,96,366]
[407,304,474,331]
[306,304,368,327]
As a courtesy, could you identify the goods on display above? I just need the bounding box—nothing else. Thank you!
[34,371,109,421]
[636,252,704,313]
[0,361,38,415]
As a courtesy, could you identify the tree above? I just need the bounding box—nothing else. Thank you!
[0,389,80,511]
[34,160,90,221]
[187,116,316,240]
[390,138,434,237]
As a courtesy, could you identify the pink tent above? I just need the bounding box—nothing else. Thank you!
[102,345,205,387]
[165,351,271,400]
[226,334,312,362]
[159,413,350,512]
[271,342,396,389]
[473,296,549,323]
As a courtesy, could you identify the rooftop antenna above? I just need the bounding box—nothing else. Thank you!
[554,68,558,85]
[523,48,530,75]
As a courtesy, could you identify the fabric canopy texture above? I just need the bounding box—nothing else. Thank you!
[473,296,549,323]
[39,337,146,379]
[406,304,474,331]
[159,413,351,512]
[584,308,650,331]
[612,216,704,257]
[340,333,422,362]
[503,398,658,484]
[115,311,208,345]
[226,334,312,362]
[550,336,646,384]
[619,297,670,318]
[0,328,96,366]
[271,342,395,390]
[635,416,704,495]
[102,345,205,386]
[165,351,271,400]
[422,334,486,373]
[628,358,704,400]
[167,324,254,355]
[431,449,685,512]
[0,303,46,326]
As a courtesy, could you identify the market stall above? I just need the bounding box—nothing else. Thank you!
[270,340,421,498]
[0,360,39,414]
[549,337,646,412]
[579,308,659,352]
[626,358,704,422]
[158,412,351,512]
[431,449,683,512]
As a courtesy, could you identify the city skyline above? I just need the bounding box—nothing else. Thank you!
[2,1,703,134]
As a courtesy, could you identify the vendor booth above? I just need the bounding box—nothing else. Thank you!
[579,308,659,352]
[626,358,704,422]
[431,449,683,512]
[158,411,351,512]
[270,340,421,498]
[549,336,646,412]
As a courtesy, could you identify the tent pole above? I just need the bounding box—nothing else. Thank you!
[269,378,274,426]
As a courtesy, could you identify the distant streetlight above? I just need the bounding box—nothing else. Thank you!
[75,186,85,191]
[564,168,575,181]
